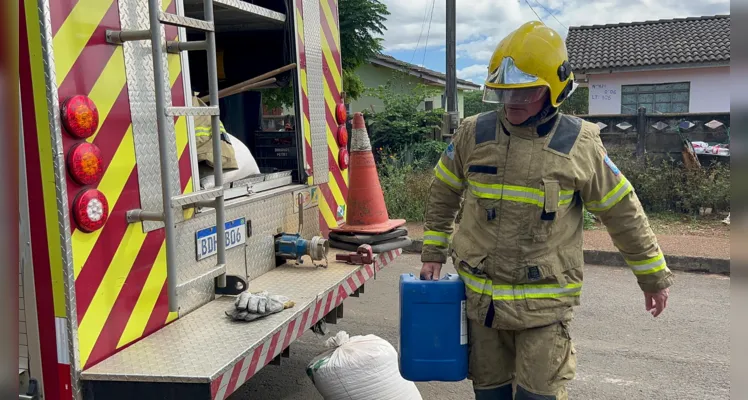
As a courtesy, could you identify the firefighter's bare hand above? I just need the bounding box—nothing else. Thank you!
[420,263,442,281]
[644,288,669,317]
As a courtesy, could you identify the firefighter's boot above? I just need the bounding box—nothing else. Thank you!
[474,384,513,400]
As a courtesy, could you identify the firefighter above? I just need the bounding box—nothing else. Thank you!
[419,21,674,400]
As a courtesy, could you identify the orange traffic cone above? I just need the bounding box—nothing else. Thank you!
[332,113,406,234]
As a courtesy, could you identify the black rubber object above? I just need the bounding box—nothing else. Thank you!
[329,228,408,245]
[329,237,412,253]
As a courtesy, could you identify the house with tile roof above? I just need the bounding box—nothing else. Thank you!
[566,15,730,115]
[346,54,481,119]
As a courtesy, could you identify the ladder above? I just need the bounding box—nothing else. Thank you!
[106,0,227,313]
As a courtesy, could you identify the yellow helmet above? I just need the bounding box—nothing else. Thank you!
[483,21,574,108]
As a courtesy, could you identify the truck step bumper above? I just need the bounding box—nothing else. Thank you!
[80,249,403,400]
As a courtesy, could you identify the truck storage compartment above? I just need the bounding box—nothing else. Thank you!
[185,0,303,193]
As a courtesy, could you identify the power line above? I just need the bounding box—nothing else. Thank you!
[523,0,544,23]
[532,0,568,30]
[409,1,432,64]
[421,0,437,67]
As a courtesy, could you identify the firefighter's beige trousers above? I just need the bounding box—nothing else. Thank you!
[468,319,577,399]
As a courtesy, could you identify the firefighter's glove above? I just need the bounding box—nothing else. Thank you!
[226,290,295,322]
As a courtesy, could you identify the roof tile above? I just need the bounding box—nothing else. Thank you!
[566,15,730,71]
[373,54,481,89]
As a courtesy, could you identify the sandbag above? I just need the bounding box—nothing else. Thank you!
[201,132,261,189]
[306,331,422,400]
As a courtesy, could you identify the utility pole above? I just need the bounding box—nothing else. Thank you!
[445,0,458,135]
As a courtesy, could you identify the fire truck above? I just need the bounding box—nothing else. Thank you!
[19,0,403,398]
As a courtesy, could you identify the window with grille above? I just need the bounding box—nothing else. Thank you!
[620,82,690,114]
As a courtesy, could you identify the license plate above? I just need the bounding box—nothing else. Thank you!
[195,218,247,261]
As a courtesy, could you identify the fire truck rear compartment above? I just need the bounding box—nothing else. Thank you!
[79,250,399,400]
[184,0,304,195]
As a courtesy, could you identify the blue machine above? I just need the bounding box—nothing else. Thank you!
[398,273,468,382]
[275,233,329,264]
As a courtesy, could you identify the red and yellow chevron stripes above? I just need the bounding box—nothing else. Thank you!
[21,0,73,397]
[295,0,348,236]
[49,0,193,370]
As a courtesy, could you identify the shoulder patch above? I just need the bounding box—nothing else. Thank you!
[475,111,498,145]
[603,154,621,176]
[547,115,582,155]
[445,141,456,160]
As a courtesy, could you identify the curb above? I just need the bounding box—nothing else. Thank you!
[404,239,730,276]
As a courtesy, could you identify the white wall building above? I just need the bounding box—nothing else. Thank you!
[566,15,730,116]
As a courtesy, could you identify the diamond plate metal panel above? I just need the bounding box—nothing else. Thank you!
[36,0,82,397]
[173,186,322,314]
[80,255,366,382]
[158,11,214,31]
[302,0,329,184]
[167,105,219,116]
[184,0,286,32]
[119,0,182,232]
[171,187,223,208]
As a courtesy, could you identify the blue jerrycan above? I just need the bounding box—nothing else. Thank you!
[398,273,468,382]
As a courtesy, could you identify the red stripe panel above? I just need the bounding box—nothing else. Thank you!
[56,1,119,97]
[222,361,245,397]
[143,279,170,336]
[327,146,348,200]
[323,291,334,315]
[281,319,297,349]
[50,0,81,36]
[75,170,139,323]
[297,308,311,339]
[20,5,63,397]
[318,183,339,221]
[210,375,223,398]
[302,90,313,172]
[319,11,342,78]
[246,344,265,378]
[321,54,341,102]
[263,332,281,366]
[84,229,164,368]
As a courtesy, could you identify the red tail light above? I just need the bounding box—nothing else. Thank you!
[335,103,347,125]
[62,95,99,138]
[338,148,349,170]
[72,189,109,233]
[336,125,349,147]
[67,142,103,185]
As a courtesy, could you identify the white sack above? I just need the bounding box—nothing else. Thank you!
[201,132,260,189]
[306,331,423,400]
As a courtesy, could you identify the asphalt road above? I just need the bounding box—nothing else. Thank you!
[229,254,729,400]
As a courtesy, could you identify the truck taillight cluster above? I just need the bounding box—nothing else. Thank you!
[61,95,109,233]
[335,103,349,170]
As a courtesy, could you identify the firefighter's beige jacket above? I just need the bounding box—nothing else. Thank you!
[192,95,238,170]
[422,109,675,330]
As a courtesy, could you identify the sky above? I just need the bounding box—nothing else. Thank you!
[377,0,731,84]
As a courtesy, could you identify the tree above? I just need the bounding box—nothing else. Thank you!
[363,81,443,153]
[338,0,389,100]
[463,86,590,118]
[559,86,589,115]
[463,89,495,117]
[259,0,389,110]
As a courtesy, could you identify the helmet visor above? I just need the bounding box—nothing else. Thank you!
[483,86,549,105]
[486,57,539,86]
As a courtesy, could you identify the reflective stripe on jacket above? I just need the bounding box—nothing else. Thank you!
[422,109,674,330]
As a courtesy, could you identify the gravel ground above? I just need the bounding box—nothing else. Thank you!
[405,215,730,259]
[582,230,730,259]
[229,254,729,400]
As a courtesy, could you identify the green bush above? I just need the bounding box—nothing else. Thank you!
[605,146,730,214]
[379,162,433,221]
[363,81,443,152]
